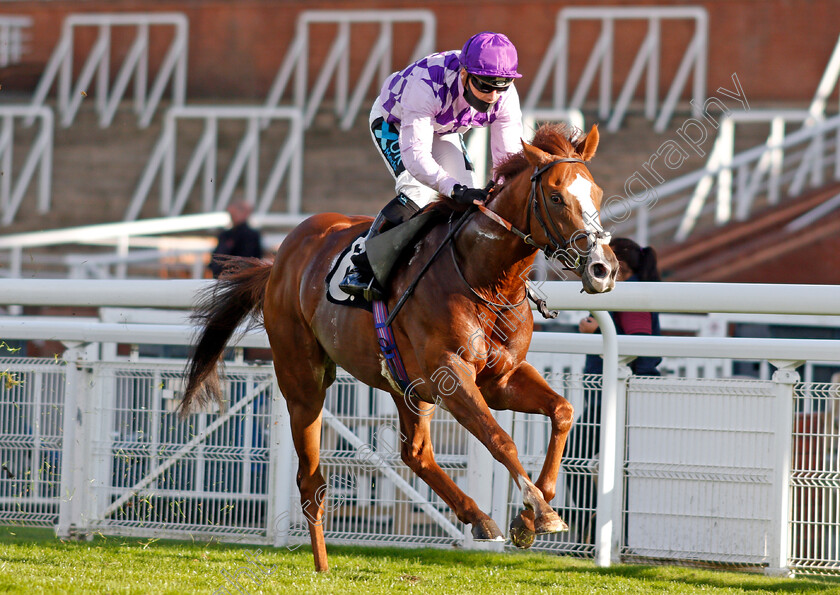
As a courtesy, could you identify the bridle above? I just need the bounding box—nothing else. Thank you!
[476,157,611,271]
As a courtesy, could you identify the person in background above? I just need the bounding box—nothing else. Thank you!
[563,237,662,545]
[209,201,263,278]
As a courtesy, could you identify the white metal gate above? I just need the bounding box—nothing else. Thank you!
[264,10,435,130]
[30,13,188,128]
[524,7,708,133]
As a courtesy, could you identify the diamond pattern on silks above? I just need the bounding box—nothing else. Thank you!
[372,300,411,393]
[377,50,499,134]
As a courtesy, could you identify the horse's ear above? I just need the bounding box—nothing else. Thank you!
[521,140,551,167]
[575,124,599,161]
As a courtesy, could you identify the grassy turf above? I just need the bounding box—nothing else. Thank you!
[0,526,838,594]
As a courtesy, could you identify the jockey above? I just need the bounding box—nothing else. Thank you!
[339,31,524,301]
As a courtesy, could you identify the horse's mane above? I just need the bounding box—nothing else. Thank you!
[429,123,582,216]
[494,123,581,186]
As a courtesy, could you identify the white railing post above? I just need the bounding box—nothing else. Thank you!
[491,409,514,539]
[0,17,31,67]
[591,310,619,567]
[56,342,97,538]
[766,359,801,576]
[716,117,735,225]
[268,382,295,547]
[87,362,116,528]
[612,361,634,558]
[768,116,785,205]
[0,106,54,226]
[464,432,501,550]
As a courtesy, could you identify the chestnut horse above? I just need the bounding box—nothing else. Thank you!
[180,124,617,571]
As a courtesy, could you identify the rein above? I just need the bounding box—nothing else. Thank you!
[448,240,528,310]
[476,157,610,270]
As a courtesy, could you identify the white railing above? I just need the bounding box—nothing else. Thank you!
[525,6,707,133]
[0,211,308,280]
[264,10,435,130]
[29,13,188,128]
[662,35,840,241]
[0,16,31,67]
[0,281,839,573]
[611,113,840,244]
[0,106,53,226]
[126,106,305,221]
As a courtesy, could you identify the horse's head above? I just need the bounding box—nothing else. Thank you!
[519,124,618,294]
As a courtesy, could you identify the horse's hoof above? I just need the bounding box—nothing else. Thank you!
[471,518,505,542]
[508,514,536,549]
[534,511,569,535]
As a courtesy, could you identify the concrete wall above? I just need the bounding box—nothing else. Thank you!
[2,0,837,104]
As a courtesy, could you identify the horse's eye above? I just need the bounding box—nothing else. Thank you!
[550,193,564,205]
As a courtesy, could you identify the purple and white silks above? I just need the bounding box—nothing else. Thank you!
[372,50,523,203]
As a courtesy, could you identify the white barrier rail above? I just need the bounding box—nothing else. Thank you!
[2,279,839,316]
[524,7,708,133]
[0,106,53,226]
[29,13,188,128]
[0,211,308,279]
[264,10,435,130]
[126,106,305,221]
[0,16,31,67]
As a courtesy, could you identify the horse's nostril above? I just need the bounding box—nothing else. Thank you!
[590,263,608,279]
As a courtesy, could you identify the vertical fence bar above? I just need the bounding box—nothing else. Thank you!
[592,310,618,567]
[766,360,801,576]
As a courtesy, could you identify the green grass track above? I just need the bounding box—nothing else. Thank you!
[1,527,838,594]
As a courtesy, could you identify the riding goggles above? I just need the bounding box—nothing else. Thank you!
[469,74,514,94]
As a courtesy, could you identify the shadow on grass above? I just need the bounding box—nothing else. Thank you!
[321,544,840,593]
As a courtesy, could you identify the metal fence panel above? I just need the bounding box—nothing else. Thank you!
[3,353,840,575]
[0,357,65,527]
[89,362,275,543]
[623,376,776,565]
[790,381,840,574]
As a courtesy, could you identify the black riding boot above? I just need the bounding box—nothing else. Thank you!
[339,212,390,301]
[339,194,418,301]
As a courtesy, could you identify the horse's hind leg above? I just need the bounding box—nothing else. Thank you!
[283,393,330,571]
[267,324,335,571]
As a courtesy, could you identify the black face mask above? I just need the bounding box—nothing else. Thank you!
[463,78,494,113]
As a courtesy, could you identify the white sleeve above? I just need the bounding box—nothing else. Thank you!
[398,79,461,197]
[489,85,524,170]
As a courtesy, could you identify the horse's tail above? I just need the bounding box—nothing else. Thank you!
[179,257,272,417]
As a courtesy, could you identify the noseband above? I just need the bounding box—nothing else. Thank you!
[477,158,611,270]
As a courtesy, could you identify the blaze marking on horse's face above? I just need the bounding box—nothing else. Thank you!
[566,173,599,233]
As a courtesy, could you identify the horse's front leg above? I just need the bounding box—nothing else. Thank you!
[428,355,566,538]
[482,361,575,548]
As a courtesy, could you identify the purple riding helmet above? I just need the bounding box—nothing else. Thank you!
[459,32,522,112]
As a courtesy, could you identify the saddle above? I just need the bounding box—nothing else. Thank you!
[365,208,440,287]
[325,207,444,311]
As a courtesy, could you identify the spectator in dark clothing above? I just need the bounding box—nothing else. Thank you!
[209,201,263,278]
[563,237,662,546]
